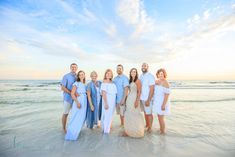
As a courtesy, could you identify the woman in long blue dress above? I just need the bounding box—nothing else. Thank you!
[65,71,87,140]
[86,71,102,129]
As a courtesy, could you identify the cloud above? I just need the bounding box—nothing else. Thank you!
[38,0,98,26]
[165,3,235,58]
[105,23,117,38]
[116,0,141,25]
[232,3,235,9]
[116,0,154,38]
[0,1,166,64]
[186,4,235,39]
[203,10,210,20]
[111,1,233,63]
[0,5,98,59]
[82,7,97,22]
[1,0,235,66]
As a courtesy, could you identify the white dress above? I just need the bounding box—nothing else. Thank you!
[65,82,87,140]
[124,82,144,138]
[100,82,117,133]
[152,85,171,115]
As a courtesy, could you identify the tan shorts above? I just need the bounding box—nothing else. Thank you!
[139,101,144,112]
[140,100,153,115]
[63,101,72,114]
[116,104,126,116]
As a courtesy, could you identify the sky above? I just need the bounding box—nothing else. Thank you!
[0,0,235,80]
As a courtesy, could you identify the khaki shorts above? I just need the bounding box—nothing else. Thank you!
[140,100,153,115]
[63,101,72,114]
[116,104,126,116]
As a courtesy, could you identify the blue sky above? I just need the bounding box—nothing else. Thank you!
[0,0,235,80]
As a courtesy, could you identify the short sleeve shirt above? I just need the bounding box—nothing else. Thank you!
[140,72,155,101]
[113,75,129,104]
[61,72,77,104]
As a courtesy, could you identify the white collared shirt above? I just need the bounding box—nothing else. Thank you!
[140,72,155,101]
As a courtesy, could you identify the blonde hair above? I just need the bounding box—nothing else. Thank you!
[103,69,113,81]
[90,71,98,77]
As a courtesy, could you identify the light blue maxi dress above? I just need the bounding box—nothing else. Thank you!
[65,82,87,140]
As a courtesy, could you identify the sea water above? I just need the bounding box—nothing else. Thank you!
[0,80,235,157]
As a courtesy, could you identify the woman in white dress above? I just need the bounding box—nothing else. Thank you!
[123,68,145,138]
[101,69,117,134]
[65,71,87,140]
[152,68,171,135]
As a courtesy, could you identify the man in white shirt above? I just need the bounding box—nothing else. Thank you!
[140,63,155,132]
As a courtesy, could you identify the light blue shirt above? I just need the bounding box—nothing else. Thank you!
[61,72,77,104]
[113,74,129,104]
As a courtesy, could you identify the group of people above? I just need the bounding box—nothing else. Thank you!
[60,63,171,141]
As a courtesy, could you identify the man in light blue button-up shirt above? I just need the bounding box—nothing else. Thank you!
[113,64,129,126]
[60,63,78,133]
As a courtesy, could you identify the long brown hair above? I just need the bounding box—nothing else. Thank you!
[103,69,113,81]
[77,70,86,83]
[129,68,138,83]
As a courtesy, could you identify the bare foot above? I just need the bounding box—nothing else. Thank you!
[63,128,67,134]
[160,131,165,135]
[147,127,152,133]
[122,131,128,137]
[97,121,101,128]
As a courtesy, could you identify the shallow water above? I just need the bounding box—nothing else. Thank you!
[0,80,235,157]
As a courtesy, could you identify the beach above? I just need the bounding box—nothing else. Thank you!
[0,80,235,157]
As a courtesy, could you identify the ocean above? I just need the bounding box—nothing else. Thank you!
[0,80,235,157]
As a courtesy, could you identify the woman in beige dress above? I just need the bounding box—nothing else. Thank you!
[123,68,145,138]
